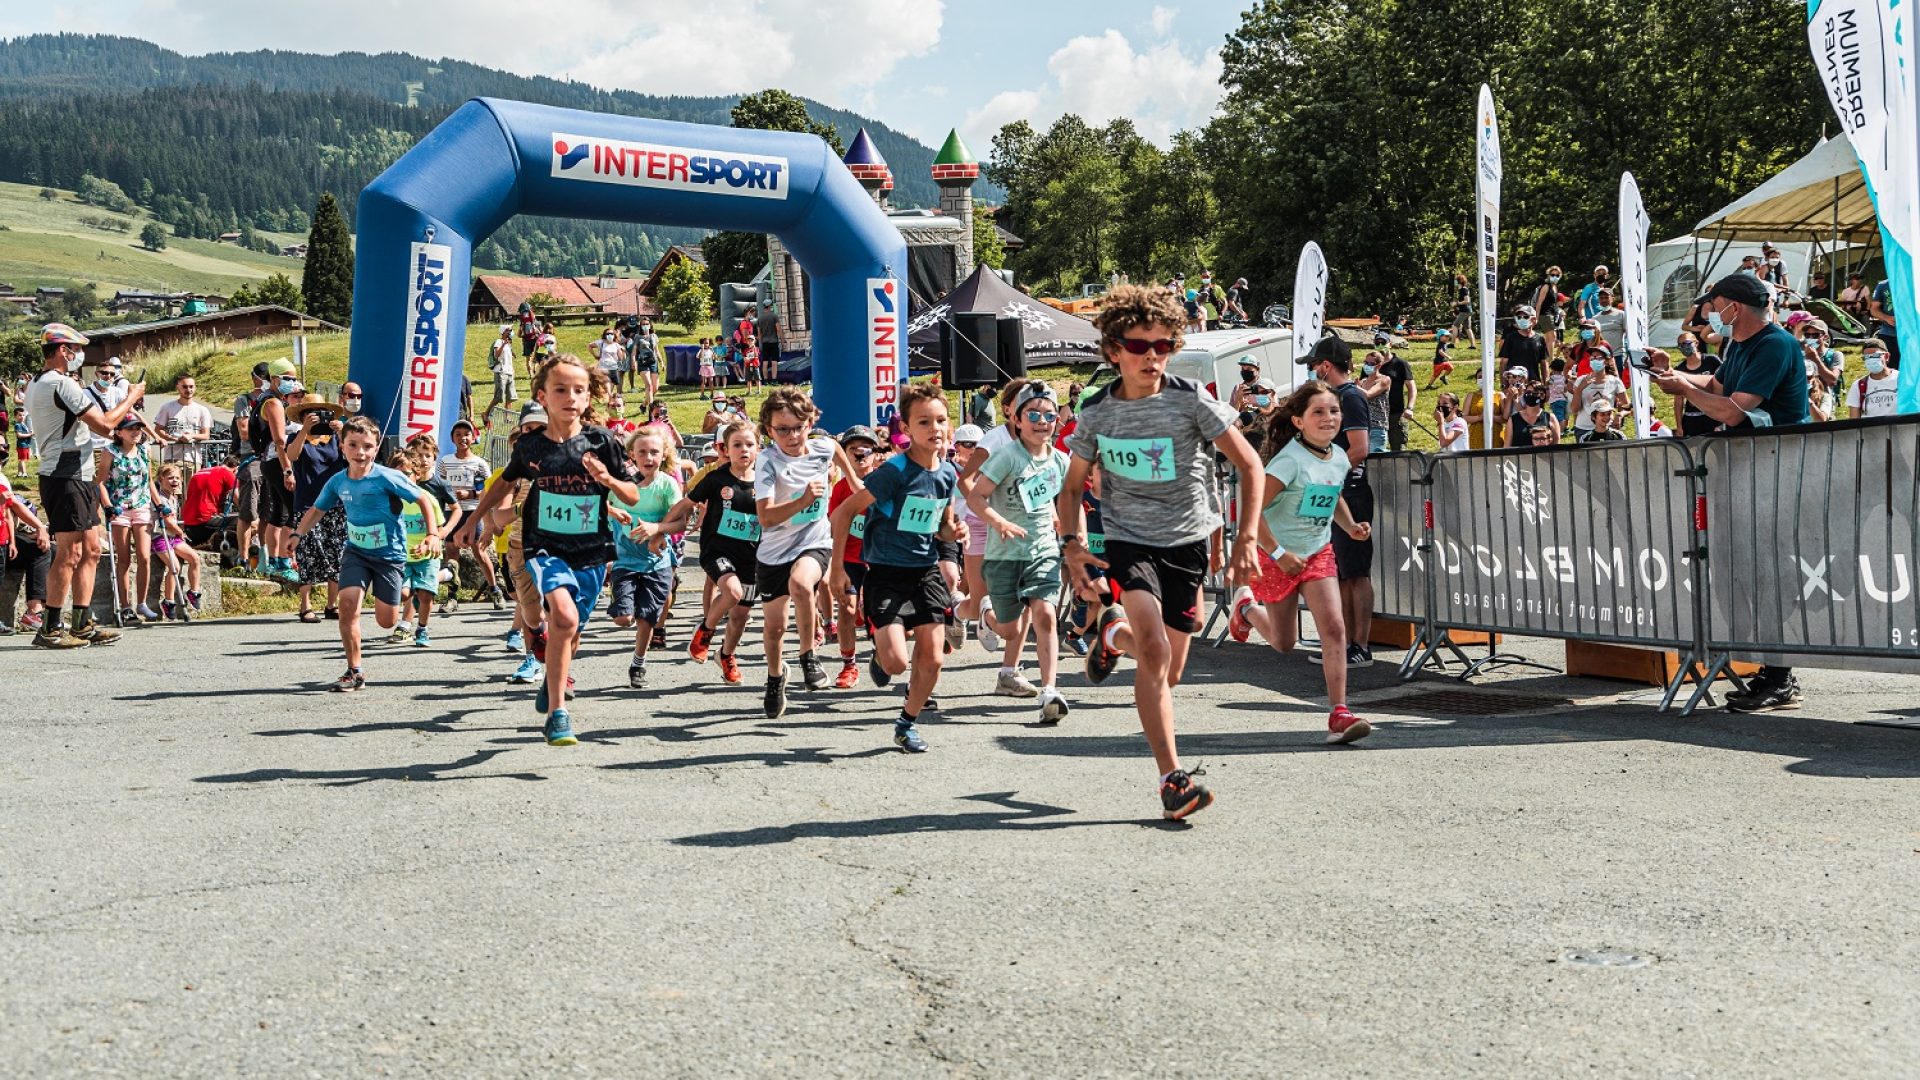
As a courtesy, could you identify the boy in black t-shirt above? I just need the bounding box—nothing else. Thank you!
[459,355,637,746]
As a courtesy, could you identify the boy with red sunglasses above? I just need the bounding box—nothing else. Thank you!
[1058,285,1264,821]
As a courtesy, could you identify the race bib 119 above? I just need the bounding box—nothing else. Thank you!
[1098,437,1176,483]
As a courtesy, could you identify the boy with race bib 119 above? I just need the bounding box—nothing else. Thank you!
[1058,285,1263,821]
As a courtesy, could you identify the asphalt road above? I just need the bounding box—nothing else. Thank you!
[5,591,1918,1077]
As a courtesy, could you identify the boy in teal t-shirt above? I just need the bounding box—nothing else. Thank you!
[968,382,1072,723]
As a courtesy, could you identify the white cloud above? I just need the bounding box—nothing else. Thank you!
[3,0,944,111]
[961,27,1222,150]
[1149,6,1178,37]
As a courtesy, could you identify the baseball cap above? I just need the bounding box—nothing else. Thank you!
[1012,383,1058,412]
[1693,273,1772,308]
[1305,334,1351,370]
[1238,356,1261,367]
[1862,336,1888,353]
[267,357,297,377]
[518,403,548,427]
[98,356,122,370]
[41,322,89,346]
[252,362,272,380]
[1505,366,1529,379]
[1586,399,1616,419]
[839,425,881,448]
[115,414,144,430]
[953,423,985,444]
[1514,304,1538,318]
[450,418,476,435]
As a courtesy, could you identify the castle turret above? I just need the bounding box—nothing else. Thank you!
[843,128,893,208]
[932,129,980,279]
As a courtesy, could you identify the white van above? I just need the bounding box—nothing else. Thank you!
[1089,327,1295,400]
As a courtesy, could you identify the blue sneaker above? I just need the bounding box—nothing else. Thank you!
[544,709,577,746]
[505,628,525,652]
[508,655,542,684]
[414,626,432,647]
[894,723,928,753]
[536,677,550,714]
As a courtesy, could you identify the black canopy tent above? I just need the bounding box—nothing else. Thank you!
[906,265,1102,372]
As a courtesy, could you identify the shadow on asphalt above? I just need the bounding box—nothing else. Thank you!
[193,747,546,786]
[995,703,1920,779]
[672,791,1167,847]
[253,709,511,738]
[603,746,897,770]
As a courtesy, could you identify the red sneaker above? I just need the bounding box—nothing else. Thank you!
[717,654,743,684]
[1326,705,1372,745]
[1227,586,1254,644]
[688,623,713,664]
[833,659,859,689]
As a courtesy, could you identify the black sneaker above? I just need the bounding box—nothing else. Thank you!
[894,723,929,753]
[1085,607,1127,685]
[869,655,892,689]
[1726,675,1801,713]
[1346,645,1372,669]
[799,651,829,691]
[628,657,648,689]
[1159,768,1214,821]
[764,674,788,719]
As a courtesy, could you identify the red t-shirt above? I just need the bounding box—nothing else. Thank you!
[0,474,14,546]
[830,477,865,564]
[182,464,236,526]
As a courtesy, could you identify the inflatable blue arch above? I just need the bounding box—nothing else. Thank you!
[346,98,909,447]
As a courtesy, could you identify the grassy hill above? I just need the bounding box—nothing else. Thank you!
[0,180,306,295]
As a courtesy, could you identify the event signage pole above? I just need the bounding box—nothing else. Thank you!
[1291,240,1328,387]
[1807,0,1919,410]
[1475,84,1502,441]
[1619,172,1654,436]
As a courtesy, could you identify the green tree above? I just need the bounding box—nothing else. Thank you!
[973,212,1006,271]
[701,230,769,296]
[302,191,355,325]
[255,272,303,310]
[64,283,99,320]
[226,283,259,307]
[730,89,844,154]
[138,222,168,251]
[657,257,714,332]
[0,328,40,382]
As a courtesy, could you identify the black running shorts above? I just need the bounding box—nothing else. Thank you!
[1103,538,1208,634]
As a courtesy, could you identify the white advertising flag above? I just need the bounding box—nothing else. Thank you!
[1618,172,1654,437]
[1807,0,1919,410]
[1290,241,1328,385]
[1475,84,1502,442]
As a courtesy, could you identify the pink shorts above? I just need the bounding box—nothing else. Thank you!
[1250,544,1336,604]
[111,506,153,529]
[965,515,989,558]
[154,536,189,556]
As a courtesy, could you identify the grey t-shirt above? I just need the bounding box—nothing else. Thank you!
[1066,375,1234,547]
[26,370,99,480]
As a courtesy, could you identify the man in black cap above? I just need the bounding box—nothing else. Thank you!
[1652,273,1808,430]
[1305,334,1377,668]
[1650,272,1808,714]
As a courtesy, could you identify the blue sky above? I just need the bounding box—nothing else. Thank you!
[1,1,1244,153]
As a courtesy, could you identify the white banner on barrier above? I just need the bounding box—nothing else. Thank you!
[1475,85,1502,441]
[1618,172,1655,438]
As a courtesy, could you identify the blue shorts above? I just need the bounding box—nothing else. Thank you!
[339,548,405,607]
[404,557,441,593]
[526,553,607,622]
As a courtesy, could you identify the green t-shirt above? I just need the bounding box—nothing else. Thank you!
[1260,438,1352,559]
[611,471,682,573]
[977,440,1069,563]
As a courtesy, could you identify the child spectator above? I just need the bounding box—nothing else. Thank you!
[105,416,160,624]
[151,464,202,620]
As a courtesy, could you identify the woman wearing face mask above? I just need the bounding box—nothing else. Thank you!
[1358,352,1392,453]
[1532,265,1567,354]
[250,360,301,583]
[1237,379,1280,434]
[1506,380,1561,447]
[1566,317,1612,379]
[1572,357,1628,440]
[1433,393,1470,452]
[1672,332,1720,436]
[592,327,626,388]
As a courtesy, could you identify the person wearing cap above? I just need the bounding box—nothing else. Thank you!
[24,323,144,647]
[1424,327,1456,389]
[438,417,506,610]
[827,424,885,688]
[284,396,347,622]
[485,324,518,423]
[1566,316,1613,380]
[1236,376,1280,435]
[1847,337,1900,419]
[1497,303,1548,381]
[1653,272,1809,430]
[1225,277,1250,324]
[104,411,163,625]
[1592,287,1627,357]
[1531,265,1568,353]
[1228,357,1263,413]
[701,393,732,435]
[1796,316,1842,393]
[1578,399,1624,442]
[1759,242,1791,294]
[1577,264,1611,321]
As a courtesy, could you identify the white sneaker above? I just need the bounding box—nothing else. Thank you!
[944,619,967,652]
[136,603,162,622]
[995,669,1039,698]
[977,619,1004,653]
[1038,688,1070,724]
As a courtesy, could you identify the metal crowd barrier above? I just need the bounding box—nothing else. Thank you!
[1696,415,1920,695]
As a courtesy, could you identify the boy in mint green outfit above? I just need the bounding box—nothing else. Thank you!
[967,383,1071,723]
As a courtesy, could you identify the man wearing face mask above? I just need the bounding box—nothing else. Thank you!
[1229,357,1262,413]
[1498,304,1549,381]
[1577,265,1610,321]
[1653,273,1808,430]
[248,357,302,582]
[24,323,145,648]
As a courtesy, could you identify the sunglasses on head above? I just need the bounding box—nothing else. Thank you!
[1116,337,1179,356]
